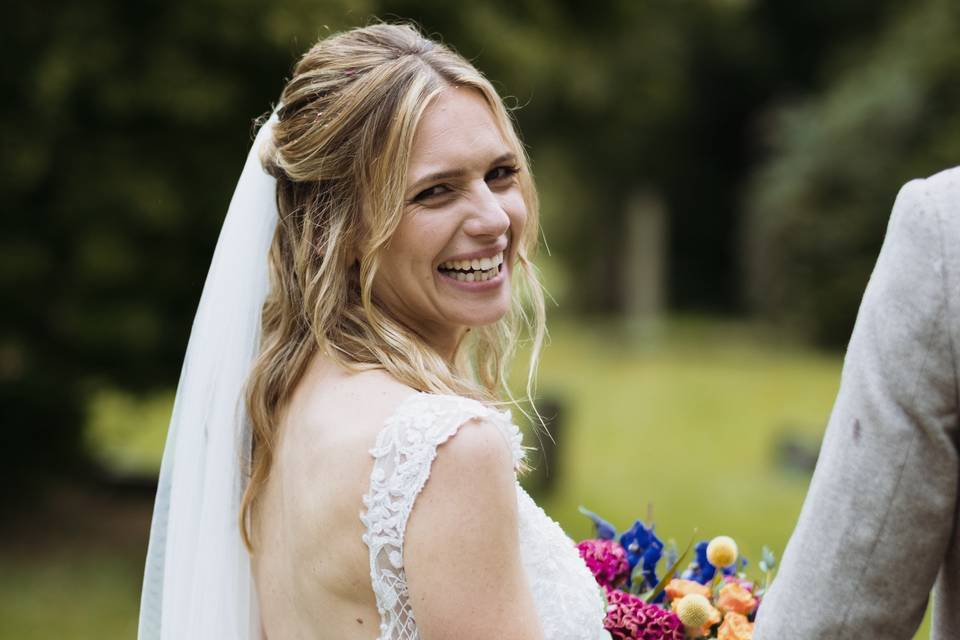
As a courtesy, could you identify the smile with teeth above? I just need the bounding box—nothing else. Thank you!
[437,251,505,282]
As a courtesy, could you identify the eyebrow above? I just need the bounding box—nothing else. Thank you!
[408,152,518,192]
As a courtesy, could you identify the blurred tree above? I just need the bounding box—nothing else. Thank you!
[402,0,764,312]
[743,0,960,346]
[0,0,366,499]
[382,0,904,312]
[1,0,939,498]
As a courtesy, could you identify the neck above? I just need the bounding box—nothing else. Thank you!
[424,325,469,366]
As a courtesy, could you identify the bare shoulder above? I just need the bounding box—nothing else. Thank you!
[313,355,415,405]
[286,354,418,444]
[253,359,420,630]
[403,416,540,639]
[430,414,517,482]
[406,413,518,546]
[270,355,420,528]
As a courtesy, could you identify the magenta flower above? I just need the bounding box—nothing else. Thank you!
[577,539,630,589]
[603,587,684,640]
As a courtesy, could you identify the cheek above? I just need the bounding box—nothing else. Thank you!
[384,214,449,276]
[504,192,529,237]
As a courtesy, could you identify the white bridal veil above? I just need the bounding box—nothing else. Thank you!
[138,111,279,639]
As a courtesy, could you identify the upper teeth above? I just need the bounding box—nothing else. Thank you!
[439,251,504,272]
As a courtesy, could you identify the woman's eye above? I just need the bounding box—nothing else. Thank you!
[412,166,519,203]
[486,165,520,183]
[414,184,450,201]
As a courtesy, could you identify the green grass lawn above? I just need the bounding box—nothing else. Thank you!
[0,551,142,639]
[1,316,932,638]
[518,317,841,548]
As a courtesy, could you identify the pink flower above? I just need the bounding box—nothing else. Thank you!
[577,539,630,589]
[603,587,685,640]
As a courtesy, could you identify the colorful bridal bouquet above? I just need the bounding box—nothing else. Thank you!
[576,507,777,640]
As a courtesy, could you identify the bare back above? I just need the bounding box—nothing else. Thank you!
[251,352,417,640]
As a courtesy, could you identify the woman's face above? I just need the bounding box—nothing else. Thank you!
[372,86,527,359]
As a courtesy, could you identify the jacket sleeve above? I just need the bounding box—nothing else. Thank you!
[753,177,960,639]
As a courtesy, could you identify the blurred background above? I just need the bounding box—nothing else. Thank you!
[3,0,959,637]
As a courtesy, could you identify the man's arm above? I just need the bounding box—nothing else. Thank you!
[754,177,960,638]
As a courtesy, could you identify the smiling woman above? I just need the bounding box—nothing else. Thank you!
[374,87,525,359]
[138,22,611,640]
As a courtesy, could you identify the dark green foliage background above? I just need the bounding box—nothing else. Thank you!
[744,0,960,345]
[3,0,958,489]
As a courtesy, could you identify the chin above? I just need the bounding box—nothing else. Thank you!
[457,304,511,329]
[465,314,508,329]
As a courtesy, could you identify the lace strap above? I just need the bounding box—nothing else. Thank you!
[359,392,525,639]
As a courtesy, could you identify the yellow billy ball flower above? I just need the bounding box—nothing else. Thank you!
[676,594,713,629]
[706,535,738,568]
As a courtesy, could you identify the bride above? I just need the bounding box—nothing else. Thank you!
[139,23,610,639]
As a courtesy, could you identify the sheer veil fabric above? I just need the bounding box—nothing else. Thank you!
[138,110,279,640]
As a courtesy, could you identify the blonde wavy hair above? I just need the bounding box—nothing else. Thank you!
[240,22,547,550]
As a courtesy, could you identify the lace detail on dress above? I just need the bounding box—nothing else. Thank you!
[359,391,610,640]
[359,392,523,640]
[515,487,611,639]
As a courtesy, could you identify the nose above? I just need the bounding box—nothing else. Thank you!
[464,181,511,238]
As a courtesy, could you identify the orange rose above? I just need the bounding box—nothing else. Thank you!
[716,582,758,616]
[718,611,754,640]
[665,578,712,601]
[672,595,721,638]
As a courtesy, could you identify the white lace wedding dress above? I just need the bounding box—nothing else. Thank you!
[360,392,611,640]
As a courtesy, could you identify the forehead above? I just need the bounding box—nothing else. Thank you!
[407,86,512,176]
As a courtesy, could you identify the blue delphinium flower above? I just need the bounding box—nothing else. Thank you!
[642,545,663,585]
[618,519,663,592]
[686,541,715,584]
[578,506,617,540]
[737,556,748,574]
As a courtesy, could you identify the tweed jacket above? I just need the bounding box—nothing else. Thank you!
[754,167,960,639]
